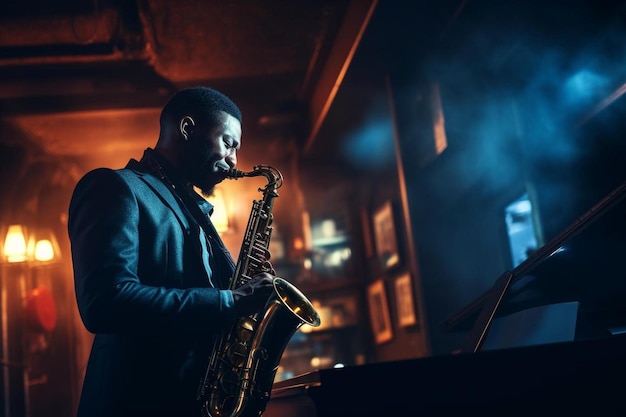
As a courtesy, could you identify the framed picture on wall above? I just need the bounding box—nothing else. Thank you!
[373,201,400,270]
[367,279,393,344]
[394,272,417,327]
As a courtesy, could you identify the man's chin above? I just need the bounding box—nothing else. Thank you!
[194,165,229,196]
[199,187,216,198]
[197,176,226,198]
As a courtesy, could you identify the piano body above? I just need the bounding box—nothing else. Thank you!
[266,335,626,416]
[265,181,626,416]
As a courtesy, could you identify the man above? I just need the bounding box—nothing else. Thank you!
[68,87,275,417]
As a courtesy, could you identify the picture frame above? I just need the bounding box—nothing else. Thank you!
[373,201,400,270]
[389,80,448,169]
[367,279,393,344]
[394,272,417,327]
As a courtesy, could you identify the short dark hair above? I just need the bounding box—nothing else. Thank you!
[159,86,242,129]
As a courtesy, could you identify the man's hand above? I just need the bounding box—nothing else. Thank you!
[231,273,275,316]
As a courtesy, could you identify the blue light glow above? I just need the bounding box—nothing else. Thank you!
[564,69,609,105]
[341,118,395,168]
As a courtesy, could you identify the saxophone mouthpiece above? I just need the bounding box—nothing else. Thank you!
[222,165,283,190]
[224,168,247,179]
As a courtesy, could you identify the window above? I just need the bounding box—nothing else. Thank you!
[505,193,539,267]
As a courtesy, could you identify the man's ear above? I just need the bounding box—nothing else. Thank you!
[179,116,196,140]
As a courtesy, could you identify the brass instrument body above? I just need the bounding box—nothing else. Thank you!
[198,165,321,417]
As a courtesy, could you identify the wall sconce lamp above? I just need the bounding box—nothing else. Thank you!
[34,240,54,262]
[1,224,61,264]
[29,228,61,264]
[0,224,61,417]
[3,224,28,263]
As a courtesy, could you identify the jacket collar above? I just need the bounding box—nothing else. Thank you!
[125,151,192,234]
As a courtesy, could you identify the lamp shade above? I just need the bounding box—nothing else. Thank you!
[34,239,54,262]
[28,228,61,263]
[3,224,28,263]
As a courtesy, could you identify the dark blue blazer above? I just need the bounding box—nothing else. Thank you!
[68,158,236,417]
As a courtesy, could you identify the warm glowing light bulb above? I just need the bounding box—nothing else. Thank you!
[303,258,312,270]
[3,224,27,263]
[34,239,54,262]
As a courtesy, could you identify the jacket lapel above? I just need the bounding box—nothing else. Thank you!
[124,159,191,235]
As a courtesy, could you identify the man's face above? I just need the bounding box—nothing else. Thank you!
[185,110,242,196]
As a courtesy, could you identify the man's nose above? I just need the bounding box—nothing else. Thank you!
[225,152,237,168]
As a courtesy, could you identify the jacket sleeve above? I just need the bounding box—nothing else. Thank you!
[68,168,235,335]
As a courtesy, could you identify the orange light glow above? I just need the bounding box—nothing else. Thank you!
[3,224,28,263]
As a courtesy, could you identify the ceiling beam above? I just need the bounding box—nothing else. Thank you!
[303,0,378,154]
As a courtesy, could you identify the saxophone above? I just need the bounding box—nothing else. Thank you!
[197,164,321,417]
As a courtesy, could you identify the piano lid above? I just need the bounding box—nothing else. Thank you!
[441,179,626,346]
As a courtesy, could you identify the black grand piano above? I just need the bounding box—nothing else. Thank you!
[265,181,626,416]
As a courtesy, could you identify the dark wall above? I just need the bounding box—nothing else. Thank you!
[394,0,626,354]
[312,0,626,356]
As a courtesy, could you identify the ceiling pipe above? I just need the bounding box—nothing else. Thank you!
[0,6,157,68]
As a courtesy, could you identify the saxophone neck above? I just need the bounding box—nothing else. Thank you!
[225,165,283,193]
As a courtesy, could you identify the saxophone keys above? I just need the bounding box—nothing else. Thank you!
[227,343,247,367]
[236,317,256,342]
[218,370,240,395]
